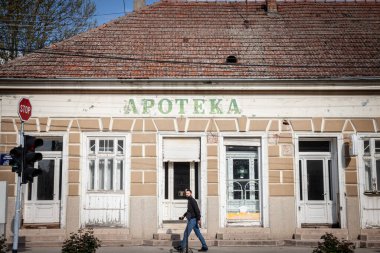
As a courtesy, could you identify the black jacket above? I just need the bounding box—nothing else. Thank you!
[183,196,201,221]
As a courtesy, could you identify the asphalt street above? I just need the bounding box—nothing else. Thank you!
[15,246,380,253]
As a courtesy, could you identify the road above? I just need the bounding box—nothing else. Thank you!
[17,246,380,253]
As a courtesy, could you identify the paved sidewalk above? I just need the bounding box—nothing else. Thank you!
[16,246,380,253]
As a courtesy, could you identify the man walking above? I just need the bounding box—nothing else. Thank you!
[174,189,208,252]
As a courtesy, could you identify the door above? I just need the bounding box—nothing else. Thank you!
[162,162,199,221]
[297,138,339,226]
[226,147,261,225]
[24,156,62,224]
[299,158,336,224]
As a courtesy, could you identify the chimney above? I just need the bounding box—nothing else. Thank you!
[266,0,277,13]
[134,0,146,12]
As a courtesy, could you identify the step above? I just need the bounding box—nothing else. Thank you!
[216,240,282,247]
[361,241,380,248]
[294,228,348,240]
[143,239,216,247]
[284,239,321,247]
[217,227,271,240]
[153,233,213,241]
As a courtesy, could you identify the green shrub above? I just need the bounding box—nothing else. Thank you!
[313,233,355,253]
[62,228,101,253]
[0,234,7,253]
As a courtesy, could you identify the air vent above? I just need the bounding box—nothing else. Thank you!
[226,55,237,64]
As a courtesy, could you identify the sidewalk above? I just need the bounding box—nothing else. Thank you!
[16,246,380,253]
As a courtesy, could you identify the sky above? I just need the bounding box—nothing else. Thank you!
[93,0,160,25]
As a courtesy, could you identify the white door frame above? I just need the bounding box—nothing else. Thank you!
[21,132,68,228]
[157,133,207,228]
[80,132,131,228]
[356,133,380,228]
[219,133,269,228]
[294,133,346,228]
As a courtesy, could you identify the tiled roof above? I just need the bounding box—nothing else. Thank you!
[0,0,379,79]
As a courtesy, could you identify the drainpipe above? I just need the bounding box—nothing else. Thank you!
[134,0,146,12]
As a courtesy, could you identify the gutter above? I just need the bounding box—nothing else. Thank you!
[0,78,379,93]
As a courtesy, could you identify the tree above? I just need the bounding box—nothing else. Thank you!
[0,0,96,64]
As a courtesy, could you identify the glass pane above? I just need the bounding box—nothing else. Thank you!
[59,159,62,200]
[299,141,330,152]
[164,162,168,199]
[117,140,124,154]
[364,159,372,191]
[226,146,257,152]
[107,140,114,152]
[27,182,32,201]
[254,159,259,200]
[173,162,190,200]
[89,140,96,155]
[116,160,123,190]
[88,160,95,190]
[99,159,105,190]
[364,140,370,155]
[376,160,380,191]
[195,163,199,199]
[375,141,380,154]
[105,159,113,190]
[233,159,250,200]
[35,137,63,151]
[99,140,105,152]
[299,160,303,201]
[307,160,324,201]
[328,160,332,201]
[37,160,55,200]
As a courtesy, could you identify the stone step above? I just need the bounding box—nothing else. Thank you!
[284,239,321,247]
[294,228,348,240]
[154,232,212,240]
[143,239,216,247]
[360,234,380,241]
[216,240,282,247]
[361,241,380,248]
[216,227,271,240]
[19,228,65,236]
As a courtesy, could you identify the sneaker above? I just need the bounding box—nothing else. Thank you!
[198,247,208,252]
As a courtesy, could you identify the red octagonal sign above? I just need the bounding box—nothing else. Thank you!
[18,98,32,121]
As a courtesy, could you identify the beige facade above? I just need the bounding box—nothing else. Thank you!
[1,92,379,243]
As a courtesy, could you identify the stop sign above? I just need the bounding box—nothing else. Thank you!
[18,98,32,121]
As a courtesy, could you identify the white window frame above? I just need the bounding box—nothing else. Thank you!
[361,137,380,193]
[86,136,127,192]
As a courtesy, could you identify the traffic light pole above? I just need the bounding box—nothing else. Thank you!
[12,121,24,253]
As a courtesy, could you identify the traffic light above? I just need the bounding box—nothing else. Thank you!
[9,146,23,174]
[22,135,44,184]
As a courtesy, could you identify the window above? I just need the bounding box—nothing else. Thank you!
[87,137,125,191]
[363,138,380,192]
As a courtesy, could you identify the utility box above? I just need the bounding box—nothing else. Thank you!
[0,181,7,235]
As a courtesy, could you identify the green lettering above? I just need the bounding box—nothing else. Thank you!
[193,99,205,114]
[124,99,137,114]
[210,99,223,114]
[175,99,189,114]
[228,99,241,114]
[142,99,155,114]
[158,99,173,114]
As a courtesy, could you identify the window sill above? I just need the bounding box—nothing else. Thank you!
[364,191,380,196]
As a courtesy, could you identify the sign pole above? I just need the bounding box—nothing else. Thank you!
[12,121,23,253]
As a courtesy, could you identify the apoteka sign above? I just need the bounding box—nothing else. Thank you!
[18,98,32,121]
[124,97,241,116]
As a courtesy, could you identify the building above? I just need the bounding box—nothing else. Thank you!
[0,0,380,247]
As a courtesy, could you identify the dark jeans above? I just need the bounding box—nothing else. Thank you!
[180,218,208,249]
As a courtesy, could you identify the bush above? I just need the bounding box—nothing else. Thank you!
[0,234,7,253]
[313,233,355,253]
[62,228,101,253]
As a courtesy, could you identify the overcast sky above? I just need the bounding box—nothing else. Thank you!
[94,0,160,25]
